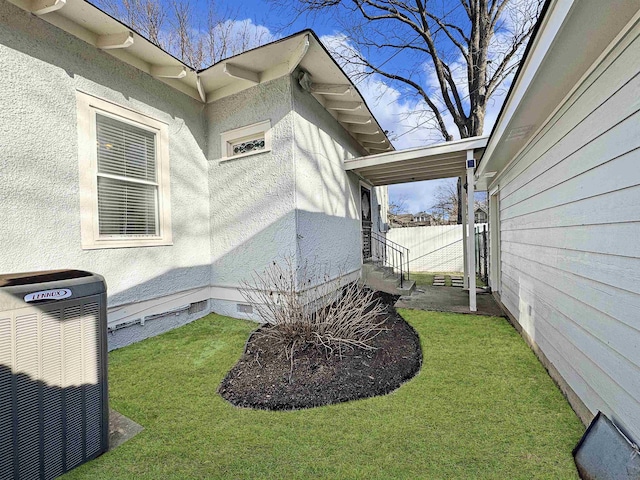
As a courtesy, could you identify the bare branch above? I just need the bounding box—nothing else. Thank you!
[240,256,387,354]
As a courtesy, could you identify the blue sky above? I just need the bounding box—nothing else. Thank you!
[149,0,512,213]
[213,0,468,213]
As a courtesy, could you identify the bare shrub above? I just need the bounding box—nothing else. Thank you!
[239,257,387,354]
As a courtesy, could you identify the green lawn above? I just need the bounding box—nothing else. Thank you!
[65,311,583,479]
[411,272,487,287]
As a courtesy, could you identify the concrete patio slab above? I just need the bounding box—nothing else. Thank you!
[396,285,505,317]
[109,408,144,451]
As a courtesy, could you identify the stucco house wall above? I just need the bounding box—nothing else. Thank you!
[0,2,389,347]
[205,77,297,319]
[491,21,640,440]
[205,75,388,318]
[291,75,386,282]
[0,2,212,348]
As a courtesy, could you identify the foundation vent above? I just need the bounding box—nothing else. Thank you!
[188,300,208,315]
[237,304,253,314]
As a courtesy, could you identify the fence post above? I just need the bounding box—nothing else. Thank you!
[483,225,488,284]
[475,227,480,279]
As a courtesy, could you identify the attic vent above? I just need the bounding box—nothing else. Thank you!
[188,300,207,315]
[231,138,265,156]
[505,125,534,141]
[237,304,253,314]
[220,120,271,162]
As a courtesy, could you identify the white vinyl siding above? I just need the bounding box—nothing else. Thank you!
[96,114,159,236]
[77,92,172,249]
[494,25,640,440]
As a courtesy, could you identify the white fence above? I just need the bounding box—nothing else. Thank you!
[387,224,486,273]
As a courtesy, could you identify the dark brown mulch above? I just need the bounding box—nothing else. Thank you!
[218,292,422,410]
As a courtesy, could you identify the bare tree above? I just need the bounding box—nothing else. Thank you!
[432,180,489,224]
[94,0,274,69]
[387,194,412,226]
[273,0,542,141]
[431,180,459,224]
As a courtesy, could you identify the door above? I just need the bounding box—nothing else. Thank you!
[361,186,372,260]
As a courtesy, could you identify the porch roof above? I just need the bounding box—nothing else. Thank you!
[344,136,488,186]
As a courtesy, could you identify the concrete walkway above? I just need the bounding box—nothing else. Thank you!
[396,285,505,317]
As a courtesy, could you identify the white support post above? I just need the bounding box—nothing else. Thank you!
[466,150,477,312]
[461,176,468,289]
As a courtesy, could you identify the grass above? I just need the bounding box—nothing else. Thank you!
[411,271,487,287]
[64,311,584,479]
[410,271,461,287]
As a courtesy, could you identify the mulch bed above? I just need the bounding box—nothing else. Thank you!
[218,292,422,410]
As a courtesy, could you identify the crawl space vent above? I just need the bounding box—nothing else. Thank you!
[237,304,253,314]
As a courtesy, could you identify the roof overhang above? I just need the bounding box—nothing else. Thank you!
[344,136,488,186]
[476,0,640,190]
[7,0,393,154]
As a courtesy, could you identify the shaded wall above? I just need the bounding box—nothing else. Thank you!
[0,2,211,315]
[291,74,386,282]
[205,77,297,317]
[494,28,640,441]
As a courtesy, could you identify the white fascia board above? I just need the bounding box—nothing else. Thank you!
[345,136,488,171]
[223,63,260,84]
[338,114,371,124]
[477,0,575,178]
[366,148,393,155]
[150,65,187,79]
[348,125,380,135]
[325,100,363,111]
[288,34,310,73]
[311,83,351,95]
[31,0,66,15]
[361,141,389,150]
[196,76,206,103]
[96,31,134,49]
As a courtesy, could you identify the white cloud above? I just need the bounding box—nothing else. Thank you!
[321,33,447,149]
[321,22,532,213]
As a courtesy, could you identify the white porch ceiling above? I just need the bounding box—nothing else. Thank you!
[344,136,488,186]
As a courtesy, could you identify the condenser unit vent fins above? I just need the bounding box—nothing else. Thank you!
[0,269,108,479]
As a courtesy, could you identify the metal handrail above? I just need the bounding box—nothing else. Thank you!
[371,231,409,258]
[369,232,410,288]
[374,233,409,253]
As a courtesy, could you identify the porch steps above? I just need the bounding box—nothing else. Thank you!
[361,262,416,296]
[433,275,445,287]
[451,276,464,288]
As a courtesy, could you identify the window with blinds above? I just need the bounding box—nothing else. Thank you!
[77,91,172,249]
[95,114,159,236]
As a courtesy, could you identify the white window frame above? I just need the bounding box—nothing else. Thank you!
[219,120,271,162]
[76,91,172,249]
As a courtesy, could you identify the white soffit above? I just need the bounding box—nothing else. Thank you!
[476,0,640,190]
[9,0,393,154]
[344,136,488,186]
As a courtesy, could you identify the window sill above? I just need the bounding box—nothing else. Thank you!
[81,237,173,250]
